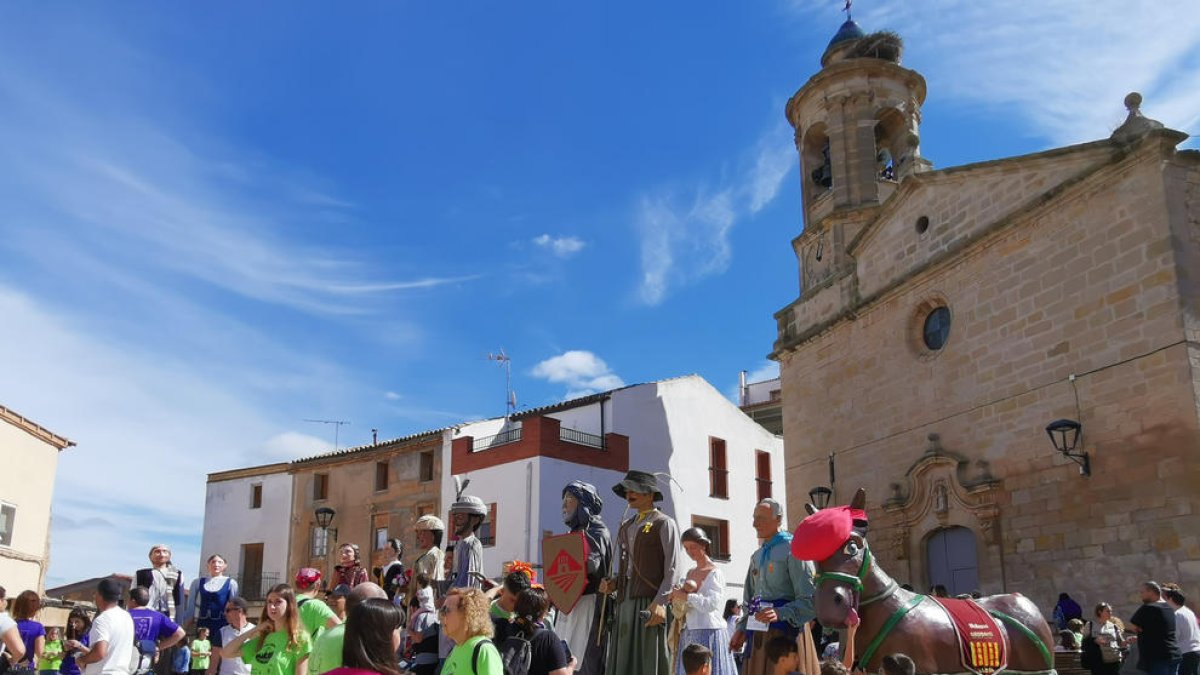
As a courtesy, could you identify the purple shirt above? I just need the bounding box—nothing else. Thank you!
[60,633,90,675]
[16,619,44,667]
[129,608,181,642]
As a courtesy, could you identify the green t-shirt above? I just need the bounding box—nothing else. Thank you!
[489,601,512,621]
[38,639,64,671]
[297,597,337,639]
[442,636,502,675]
[240,630,312,675]
[306,624,344,675]
[190,639,212,671]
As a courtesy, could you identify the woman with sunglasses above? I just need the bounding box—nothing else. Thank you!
[438,589,501,675]
[221,585,310,675]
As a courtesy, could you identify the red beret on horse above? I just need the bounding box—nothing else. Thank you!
[791,488,1057,675]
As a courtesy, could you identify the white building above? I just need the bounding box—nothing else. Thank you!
[442,375,785,600]
[200,462,292,600]
[0,405,74,594]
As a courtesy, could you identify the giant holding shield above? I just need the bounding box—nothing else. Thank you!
[550,481,613,675]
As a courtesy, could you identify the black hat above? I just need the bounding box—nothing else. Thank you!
[612,470,663,501]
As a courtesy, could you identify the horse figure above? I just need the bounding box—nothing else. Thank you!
[801,489,1056,675]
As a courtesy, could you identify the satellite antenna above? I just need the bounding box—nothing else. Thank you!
[487,349,517,418]
[303,419,351,451]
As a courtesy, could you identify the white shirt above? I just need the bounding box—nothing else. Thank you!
[683,568,729,630]
[0,612,18,660]
[1175,604,1200,654]
[86,606,135,675]
[217,623,255,675]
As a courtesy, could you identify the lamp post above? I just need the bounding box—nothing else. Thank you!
[1045,418,1090,476]
[315,506,337,583]
[808,486,833,509]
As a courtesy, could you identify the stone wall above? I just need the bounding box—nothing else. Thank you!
[778,138,1200,620]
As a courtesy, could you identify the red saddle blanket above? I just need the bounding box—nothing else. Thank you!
[930,597,1008,675]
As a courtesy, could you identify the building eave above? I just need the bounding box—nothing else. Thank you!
[0,404,75,450]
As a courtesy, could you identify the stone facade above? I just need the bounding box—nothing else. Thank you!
[286,430,446,584]
[772,21,1200,619]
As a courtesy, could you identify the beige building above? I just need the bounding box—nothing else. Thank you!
[287,430,445,583]
[771,20,1200,614]
[0,405,74,594]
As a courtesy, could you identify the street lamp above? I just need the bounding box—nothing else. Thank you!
[314,507,337,583]
[1045,418,1090,477]
[808,486,833,509]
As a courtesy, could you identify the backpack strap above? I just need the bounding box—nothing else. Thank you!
[471,639,493,675]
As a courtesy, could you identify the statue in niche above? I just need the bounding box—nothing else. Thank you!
[934,481,948,515]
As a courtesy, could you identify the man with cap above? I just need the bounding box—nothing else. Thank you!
[558,481,613,675]
[600,470,680,675]
[729,498,815,675]
[447,495,487,591]
[410,515,445,603]
[293,568,340,639]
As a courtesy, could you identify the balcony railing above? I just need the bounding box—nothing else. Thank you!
[234,573,281,601]
[559,427,604,448]
[472,427,522,452]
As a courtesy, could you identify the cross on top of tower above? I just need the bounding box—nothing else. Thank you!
[844,0,852,21]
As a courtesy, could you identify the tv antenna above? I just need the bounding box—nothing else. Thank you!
[303,419,351,451]
[487,349,517,418]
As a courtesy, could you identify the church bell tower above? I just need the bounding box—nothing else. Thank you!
[786,14,932,292]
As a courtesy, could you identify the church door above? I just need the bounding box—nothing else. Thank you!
[926,526,979,596]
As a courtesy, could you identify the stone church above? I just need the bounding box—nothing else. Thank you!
[771,18,1200,615]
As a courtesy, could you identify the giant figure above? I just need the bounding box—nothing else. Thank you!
[558,481,613,675]
[603,470,680,675]
[729,498,816,675]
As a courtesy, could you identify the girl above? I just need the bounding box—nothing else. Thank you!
[36,626,62,675]
[190,628,212,675]
[509,588,570,675]
[325,599,404,675]
[332,545,369,589]
[221,584,311,675]
[60,608,92,675]
[12,590,44,673]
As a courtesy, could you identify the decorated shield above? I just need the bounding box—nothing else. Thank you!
[542,531,589,614]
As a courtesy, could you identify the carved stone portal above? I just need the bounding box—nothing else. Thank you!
[880,433,1004,593]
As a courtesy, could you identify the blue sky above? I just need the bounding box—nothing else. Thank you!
[1,2,1197,587]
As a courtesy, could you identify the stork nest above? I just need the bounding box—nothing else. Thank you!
[850,31,903,63]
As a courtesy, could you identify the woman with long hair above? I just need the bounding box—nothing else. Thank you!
[11,590,44,673]
[221,584,311,675]
[509,588,570,675]
[0,586,27,667]
[324,599,404,675]
[439,588,500,675]
[332,545,369,589]
[669,528,737,675]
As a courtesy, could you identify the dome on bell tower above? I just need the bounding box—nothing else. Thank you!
[825,19,865,53]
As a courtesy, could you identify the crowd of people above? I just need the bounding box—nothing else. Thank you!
[1,469,1197,675]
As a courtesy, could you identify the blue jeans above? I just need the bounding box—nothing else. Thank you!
[1141,658,1182,675]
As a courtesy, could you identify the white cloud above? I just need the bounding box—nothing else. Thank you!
[384,391,403,401]
[807,1,1200,147]
[532,234,588,259]
[531,350,626,399]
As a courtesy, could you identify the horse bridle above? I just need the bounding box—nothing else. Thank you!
[812,543,898,608]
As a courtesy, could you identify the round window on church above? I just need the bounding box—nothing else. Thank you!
[923,306,952,350]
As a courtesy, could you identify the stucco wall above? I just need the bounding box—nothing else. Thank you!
[0,421,61,593]
[200,469,293,588]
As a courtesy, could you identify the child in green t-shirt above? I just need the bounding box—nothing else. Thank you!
[190,628,212,675]
[38,626,65,675]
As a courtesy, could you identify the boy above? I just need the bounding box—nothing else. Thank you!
[681,644,713,675]
[766,635,800,675]
[880,654,915,675]
[190,628,211,675]
[38,626,64,675]
[171,641,190,675]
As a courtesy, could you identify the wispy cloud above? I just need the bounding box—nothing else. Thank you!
[635,121,795,305]
[798,1,1200,146]
[532,234,588,259]
[531,350,626,399]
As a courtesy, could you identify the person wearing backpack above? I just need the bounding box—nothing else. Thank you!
[505,589,570,675]
[292,570,339,640]
[439,589,500,675]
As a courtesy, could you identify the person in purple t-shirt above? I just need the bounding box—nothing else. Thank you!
[11,590,45,672]
[129,587,186,672]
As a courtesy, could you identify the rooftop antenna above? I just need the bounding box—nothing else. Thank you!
[303,419,351,451]
[487,349,517,418]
